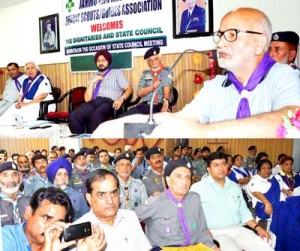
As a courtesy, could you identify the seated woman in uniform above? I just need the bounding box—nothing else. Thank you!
[0,61,55,125]
[277,156,300,195]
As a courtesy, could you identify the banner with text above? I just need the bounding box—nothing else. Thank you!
[63,0,168,56]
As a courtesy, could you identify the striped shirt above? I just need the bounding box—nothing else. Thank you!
[90,69,130,101]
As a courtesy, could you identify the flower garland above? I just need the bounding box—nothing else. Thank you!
[102,138,162,148]
[277,109,300,138]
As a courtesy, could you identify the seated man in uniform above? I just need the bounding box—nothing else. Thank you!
[135,159,219,250]
[69,49,133,134]
[93,8,300,138]
[119,46,173,117]
[269,31,299,69]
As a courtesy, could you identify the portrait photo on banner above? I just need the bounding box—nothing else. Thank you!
[172,0,213,39]
[39,13,60,54]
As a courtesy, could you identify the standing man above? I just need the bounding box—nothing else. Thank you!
[24,154,50,196]
[180,0,206,34]
[119,46,173,117]
[69,49,132,134]
[143,147,166,197]
[0,63,27,116]
[74,169,152,251]
[46,158,89,221]
[135,159,219,250]
[2,187,105,251]
[243,145,257,172]
[114,153,148,210]
[0,161,30,226]
[70,150,90,196]
[269,31,299,69]
[190,152,273,251]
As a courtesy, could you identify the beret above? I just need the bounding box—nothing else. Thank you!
[46,158,72,183]
[145,147,162,160]
[0,150,7,155]
[85,149,96,155]
[72,151,86,162]
[248,145,257,151]
[164,159,193,178]
[144,46,160,60]
[114,153,132,165]
[173,145,182,152]
[94,49,112,65]
[0,161,19,173]
[271,31,299,45]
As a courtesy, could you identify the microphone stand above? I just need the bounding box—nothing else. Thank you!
[124,49,216,138]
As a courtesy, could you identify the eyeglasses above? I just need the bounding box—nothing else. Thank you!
[212,29,263,44]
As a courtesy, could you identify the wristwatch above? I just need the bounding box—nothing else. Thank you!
[162,97,169,102]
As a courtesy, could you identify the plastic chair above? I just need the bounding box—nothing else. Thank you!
[39,86,86,123]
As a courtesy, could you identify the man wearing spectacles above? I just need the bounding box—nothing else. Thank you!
[269,31,299,70]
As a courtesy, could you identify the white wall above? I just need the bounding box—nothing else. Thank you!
[0,0,299,67]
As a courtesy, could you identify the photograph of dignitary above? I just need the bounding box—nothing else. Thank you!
[0,61,55,126]
[93,7,300,138]
[69,49,132,134]
[2,187,106,251]
[135,159,220,250]
[190,152,273,251]
[0,161,30,226]
[39,14,60,53]
[46,158,89,221]
[114,153,148,210]
[180,0,206,34]
[269,31,299,70]
[73,169,152,251]
[43,19,56,50]
[118,46,173,117]
[0,63,27,116]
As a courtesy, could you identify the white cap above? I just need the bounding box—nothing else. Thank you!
[124,145,132,151]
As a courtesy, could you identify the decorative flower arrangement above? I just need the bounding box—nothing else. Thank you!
[193,72,204,85]
[277,109,300,138]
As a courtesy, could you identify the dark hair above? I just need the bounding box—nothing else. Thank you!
[69,149,75,153]
[136,148,143,153]
[255,152,269,165]
[277,153,287,161]
[11,153,20,159]
[216,146,225,152]
[114,148,122,153]
[32,154,48,167]
[86,169,119,194]
[59,146,66,151]
[93,146,99,151]
[280,156,294,165]
[7,62,19,68]
[193,148,201,155]
[99,149,109,155]
[201,146,211,153]
[30,187,74,222]
[233,154,243,164]
[256,159,273,172]
[207,152,228,167]
[51,145,58,151]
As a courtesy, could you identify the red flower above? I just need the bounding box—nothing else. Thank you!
[194,73,204,85]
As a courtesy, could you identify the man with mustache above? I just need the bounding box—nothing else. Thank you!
[46,157,89,221]
[73,169,152,251]
[135,159,219,250]
[2,187,106,251]
[70,150,90,196]
[17,154,34,192]
[142,147,166,197]
[114,153,148,210]
[0,161,30,226]
[69,49,133,134]
[24,154,50,196]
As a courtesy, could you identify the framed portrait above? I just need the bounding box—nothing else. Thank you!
[172,0,213,39]
[39,13,60,54]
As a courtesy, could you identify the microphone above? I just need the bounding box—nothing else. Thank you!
[124,49,216,138]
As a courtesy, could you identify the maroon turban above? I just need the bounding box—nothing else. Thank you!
[94,50,112,65]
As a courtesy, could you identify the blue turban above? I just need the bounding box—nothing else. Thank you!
[46,158,72,183]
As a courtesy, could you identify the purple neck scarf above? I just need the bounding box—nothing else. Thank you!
[92,68,111,101]
[165,189,191,246]
[13,73,23,91]
[228,53,276,119]
[22,71,41,101]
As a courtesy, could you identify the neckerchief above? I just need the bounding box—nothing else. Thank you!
[0,192,22,224]
[21,71,42,101]
[228,53,276,119]
[92,68,111,101]
[120,177,132,209]
[150,64,164,104]
[13,73,23,92]
[165,189,191,246]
